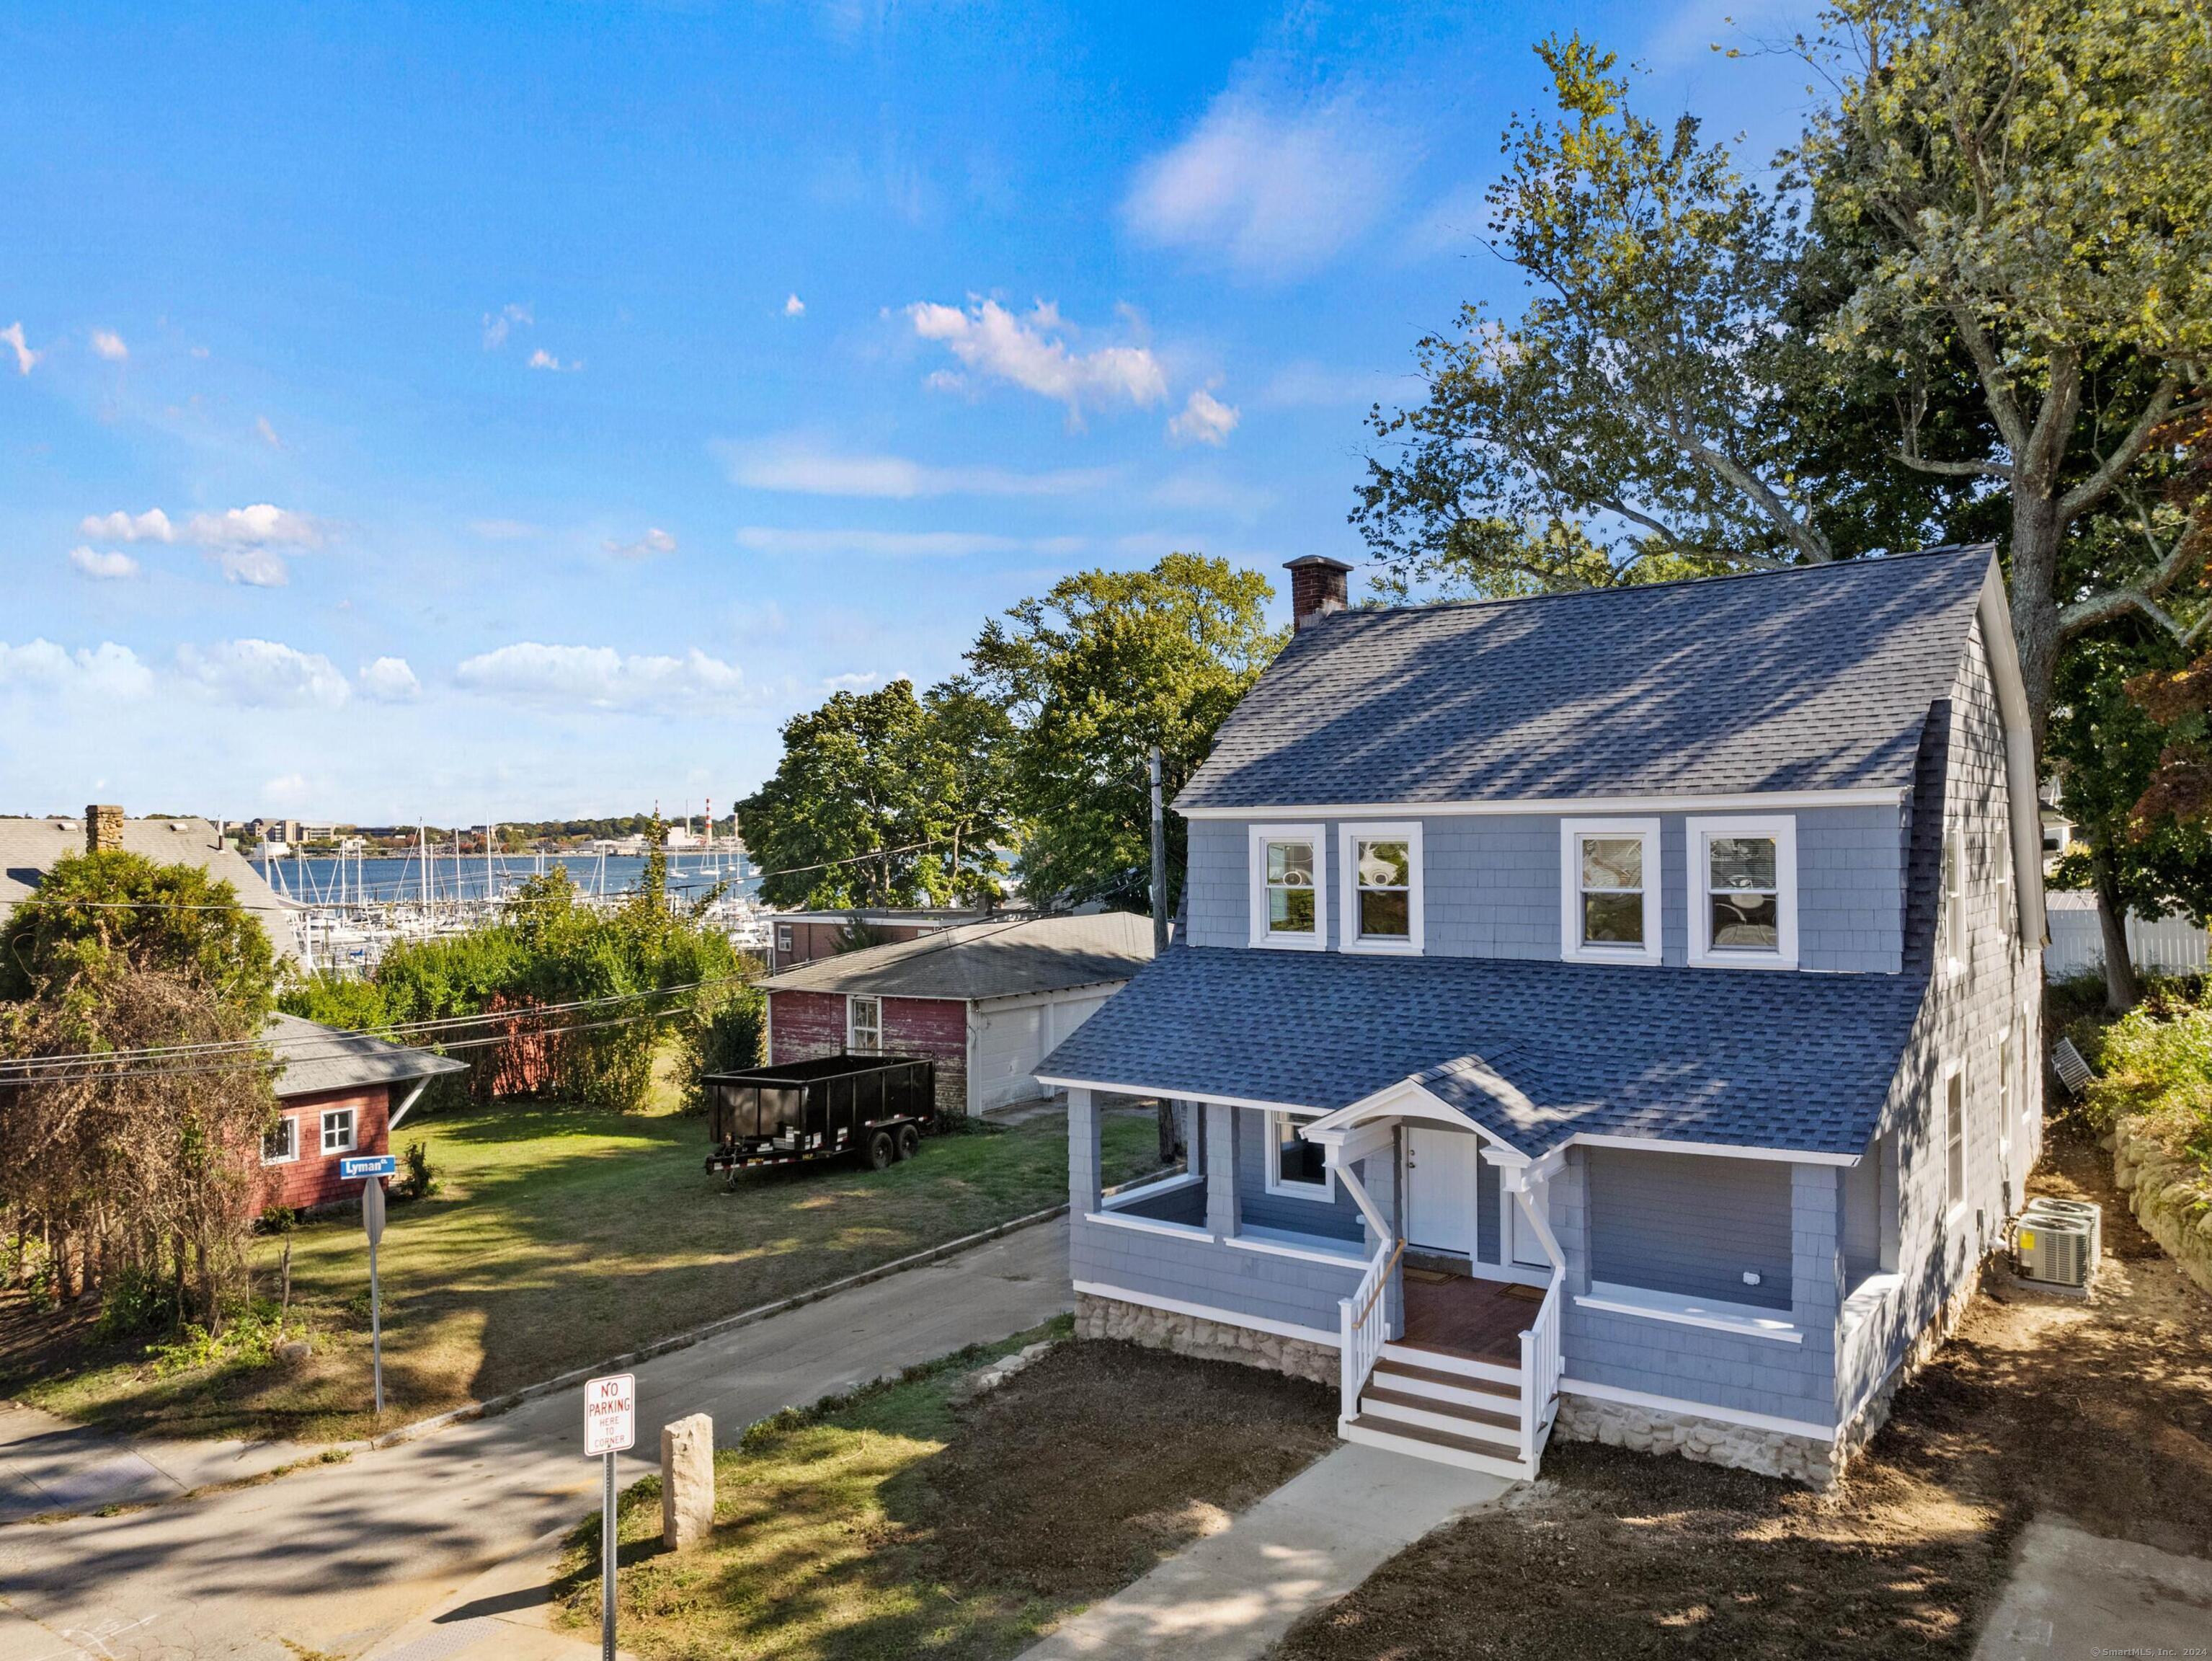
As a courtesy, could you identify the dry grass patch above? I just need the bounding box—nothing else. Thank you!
[1273,1124,2212,1661]
[556,1328,1339,1660]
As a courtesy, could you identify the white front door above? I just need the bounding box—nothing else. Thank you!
[1404,1126,1478,1254]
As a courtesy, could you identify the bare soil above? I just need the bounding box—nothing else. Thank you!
[1273,1123,2212,1661]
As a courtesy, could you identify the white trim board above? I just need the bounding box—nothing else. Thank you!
[1072,1281,1341,1350]
[1558,1377,1837,1441]
[1083,1210,1214,1243]
[1178,787,1906,821]
[1576,1282,1804,1344]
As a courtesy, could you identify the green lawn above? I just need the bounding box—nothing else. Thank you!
[3,1102,1160,1445]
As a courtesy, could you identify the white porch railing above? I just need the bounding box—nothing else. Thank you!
[1338,1238,1403,1429]
[1518,1277,1563,1463]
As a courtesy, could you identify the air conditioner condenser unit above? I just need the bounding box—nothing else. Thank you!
[2015,1214,2094,1288]
[2022,1196,2102,1264]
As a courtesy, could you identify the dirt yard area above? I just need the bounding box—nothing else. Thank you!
[1274,1123,2212,1661]
[557,1322,1341,1660]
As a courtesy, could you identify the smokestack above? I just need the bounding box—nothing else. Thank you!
[86,804,124,854]
[1285,557,1353,632]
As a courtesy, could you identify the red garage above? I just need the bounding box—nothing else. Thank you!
[258,1015,467,1214]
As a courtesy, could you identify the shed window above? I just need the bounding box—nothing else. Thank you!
[321,1109,356,1156]
[1248,824,1326,949]
[1561,819,1661,964]
[1945,1071,1966,1210]
[1263,1110,1333,1200]
[848,996,881,1053]
[261,1116,297,1164]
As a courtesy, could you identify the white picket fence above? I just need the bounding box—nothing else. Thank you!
[2045,891,2210,978]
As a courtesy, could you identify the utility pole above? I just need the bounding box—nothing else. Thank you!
[1149,745,1178,1164]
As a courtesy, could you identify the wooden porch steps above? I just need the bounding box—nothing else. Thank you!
[1351,1341,1535,1479]
[1342,1414,1535,1480]
[1369,1355,1521,1405]
[1361,1386,1522,1438]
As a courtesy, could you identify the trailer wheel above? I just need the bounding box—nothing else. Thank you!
[865,1129,897,1171]
[894,1123,920,1161]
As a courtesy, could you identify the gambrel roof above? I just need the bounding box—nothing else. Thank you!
[1177,546,1995,812]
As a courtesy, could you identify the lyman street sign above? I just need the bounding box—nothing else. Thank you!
[584,1373,636,1456]
[341,1153,398,1181]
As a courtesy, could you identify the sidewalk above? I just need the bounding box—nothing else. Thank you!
[0,1401,311,1523]
[1016,1442,1509,1661]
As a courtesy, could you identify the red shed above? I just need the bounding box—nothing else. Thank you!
[258,1015,468,1213]
[759,913,1152,1118]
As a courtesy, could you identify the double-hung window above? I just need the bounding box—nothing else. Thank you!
[848,995,882,1053]
[1560,819,1662,965]
[1263,1109,1333,1200]
[1249,825,1326,950]
[1945,1068,1966,1214]
[1338,824,1422,954]
[321,1108,356,1156]
[1938,830,1966,974]
[1688,817,1798,968]
[261,1116,298,1165]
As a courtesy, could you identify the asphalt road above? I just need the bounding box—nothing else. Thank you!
[0,1216,1073,1660]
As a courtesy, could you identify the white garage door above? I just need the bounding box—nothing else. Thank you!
[973,991,1116,1112]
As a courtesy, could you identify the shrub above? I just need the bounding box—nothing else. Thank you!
[148,1306,285,1377]
[399,1138,440,1200]
[2084,996,2212,1171]
[96,1264,178,1341]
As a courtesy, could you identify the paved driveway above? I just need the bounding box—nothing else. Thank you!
[0,1218,1071,1660]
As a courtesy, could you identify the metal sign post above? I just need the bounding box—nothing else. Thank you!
[342,1154,398,1421]
[584,1372,636,1661]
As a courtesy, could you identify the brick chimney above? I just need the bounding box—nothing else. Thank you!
[86,804,125,854]
[1285,556,1354,632]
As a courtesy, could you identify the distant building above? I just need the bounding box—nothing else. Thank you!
[763,905,999,975]
[259,1016,466,1213]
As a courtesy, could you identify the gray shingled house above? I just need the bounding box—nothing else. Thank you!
[1037,546,2045,1486]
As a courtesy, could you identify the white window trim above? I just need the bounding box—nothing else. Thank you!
[1337,822,1423,955]
[320,1108,357,1156]
[847,994,882,1053]
[1248,823,1328,952]
[1559,818,1663,966]
[1687,815,1798,970]
[1942,1059,1967,1223]
[1263,1108,1337,1202]
[1940,828,1966,978]
[261,1115,298,1166]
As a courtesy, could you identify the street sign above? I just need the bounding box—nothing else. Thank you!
[584,1373,636,1456]
[341,1153,397,1180]
[360,1175,388,1417]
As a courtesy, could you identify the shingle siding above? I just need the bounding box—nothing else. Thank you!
[1235,1107,1366,1241]
[1586,1148,1793,1310]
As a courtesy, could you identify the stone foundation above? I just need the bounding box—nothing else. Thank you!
[2110,1115,2212,1298]
[1075,1292,1336,1388]
[1553,1394,1842,1486]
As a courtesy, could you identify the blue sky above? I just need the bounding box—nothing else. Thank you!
[0,0,1816,825]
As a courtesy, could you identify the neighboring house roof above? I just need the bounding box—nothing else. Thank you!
[759,911,1154,1002]
[770,905,1001,927]
[0,816,300,960]
[265,1012,468,1100]
[1036,947,1927,1159]
[1177,546,1994,811]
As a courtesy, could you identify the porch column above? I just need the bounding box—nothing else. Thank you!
[1554,1152,1591,1296]
[1068,1087,1101,1217]
[1791,1162,1843,1384]
[1204,1102,1238,1237]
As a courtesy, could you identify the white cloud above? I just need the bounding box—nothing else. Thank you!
[184,504,324,547]
[734,526,1087,559]
[1,322,37,375]
[256,415,283,449]
[455,643,746,711]
[214,549,289,588]
[603,527,678,559]
[721,435,1114,500]
[89,329,128,361]
[0,639,153,699]
[358,656,422,701]
[784,294,806,317]
[527,348,580,372]
[907,298,1166,419]
[483,302,531,349]
[177,639,350,707]
[68,546,141,581]
[79,508,175,543]
[1168,387,1241,446]
[1124,90,1405,276]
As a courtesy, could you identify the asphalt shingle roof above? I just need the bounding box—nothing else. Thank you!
[1178,546,1993,810]
[1036,947,1927,1158]
[265,1013,468,1099]
[758,911,1153,1001]
[0,816,299,960]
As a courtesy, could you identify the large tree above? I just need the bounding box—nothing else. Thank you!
[967,553,1279,913]
[1,851,277,1012]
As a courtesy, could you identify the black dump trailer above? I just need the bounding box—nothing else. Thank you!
[703,1053,937,1179]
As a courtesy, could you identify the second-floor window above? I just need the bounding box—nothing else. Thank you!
[1938,830,1966,973]
[848,995,881,1053]
[1340,823,1423,954]
[776,923,794,956]
[1249,824,1326,949]
[1689,817,1798,969]
[1560,818,1661,965]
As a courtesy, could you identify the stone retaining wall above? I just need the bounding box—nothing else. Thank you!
[2109,1115,2212,1298]
[1075,1292,1336,1388]
[1553,1394,1841,1484]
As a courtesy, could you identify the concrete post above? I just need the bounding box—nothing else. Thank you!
[659,1412,715,1551]
[1205,1102,1238,1237]
[1068,1088,1101,1216]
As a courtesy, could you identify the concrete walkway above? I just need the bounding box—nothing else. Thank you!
[0,1217,1073,1661]
[1974,1518,2212,1661]
[1017,1443,1509,1661]
[0,1403,311,1523]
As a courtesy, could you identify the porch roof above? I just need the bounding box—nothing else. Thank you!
[1035,947,1927,1159]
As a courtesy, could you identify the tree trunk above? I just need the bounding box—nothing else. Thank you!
[1157,1099,1181,1166]
[2008,490,2066,761]
[2090,846,2142,1013]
